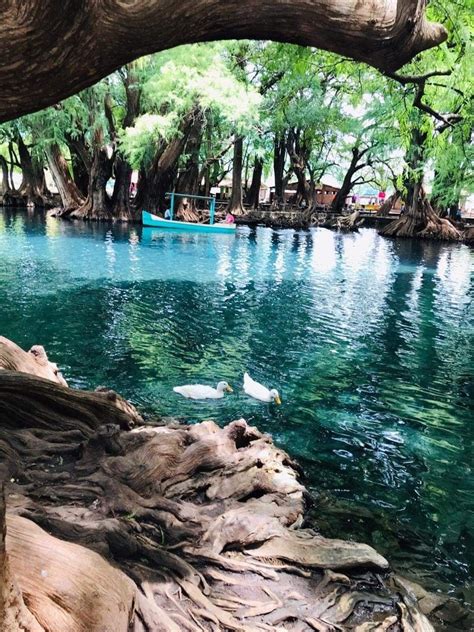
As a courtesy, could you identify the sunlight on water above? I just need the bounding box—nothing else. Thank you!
[0,208,472,593]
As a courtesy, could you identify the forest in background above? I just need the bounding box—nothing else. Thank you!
[0,1,472,240]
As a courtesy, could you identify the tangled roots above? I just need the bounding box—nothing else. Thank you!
[0,338,459,631]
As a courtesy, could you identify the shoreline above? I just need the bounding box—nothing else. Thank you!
[2,204,473,243]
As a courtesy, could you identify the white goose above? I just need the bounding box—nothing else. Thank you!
[243,372,281,405]
[173,381,233,400]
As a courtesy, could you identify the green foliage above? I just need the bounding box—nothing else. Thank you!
[0,4,471,207]
[119,44,261,169]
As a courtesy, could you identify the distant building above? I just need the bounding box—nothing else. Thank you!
[269,178,341,205]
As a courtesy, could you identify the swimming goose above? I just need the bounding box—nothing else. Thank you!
[173,381,233,400]
[243,372,281,404]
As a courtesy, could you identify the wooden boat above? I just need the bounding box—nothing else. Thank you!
[142,211,236,234]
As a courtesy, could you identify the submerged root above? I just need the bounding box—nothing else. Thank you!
[1,337,466,631]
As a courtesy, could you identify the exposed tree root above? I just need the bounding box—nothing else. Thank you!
[0,337,464,631]
[0,337,67,386]
[337,211,362,232]
[176,200,201,223]
[315,211,362,232]
[380,194,461,241]
[461,225,474,244]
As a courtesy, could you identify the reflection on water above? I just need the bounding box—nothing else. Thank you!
[0,208,472,594]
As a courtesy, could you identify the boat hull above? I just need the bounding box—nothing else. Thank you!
[142,211,236,234]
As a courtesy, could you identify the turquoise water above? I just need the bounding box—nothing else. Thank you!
[0,208,472,594]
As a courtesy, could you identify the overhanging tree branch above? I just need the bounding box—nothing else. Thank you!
[0,0,447,123]
[385,69,463,131]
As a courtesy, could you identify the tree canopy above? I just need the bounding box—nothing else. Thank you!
[0,0,472,238]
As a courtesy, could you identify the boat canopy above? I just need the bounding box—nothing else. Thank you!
[167,192,217,224]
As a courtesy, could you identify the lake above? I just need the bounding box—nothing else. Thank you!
[0,208,472,596]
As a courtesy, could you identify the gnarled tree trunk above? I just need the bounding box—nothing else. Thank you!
[0,1,447,123]
[60,144,113,221]
[110,64,141,221]
[377,191,401,216]
[110,157,135,221]
[381,185,461,240]
[65,133,91,197]
[380,129,461,241]
[287,128,311,207]
[0,156,10,203]
[139,110,198,216]
[175,109,204,222]
[45,144,85,212]
[272,134,287,208]
[0,336,453,632]
[15,134,51,208]
[331,146,369,213]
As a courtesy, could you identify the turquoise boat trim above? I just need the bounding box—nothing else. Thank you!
[142,211,236,234]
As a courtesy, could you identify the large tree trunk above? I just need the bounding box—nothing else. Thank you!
[380,129,461,241]
[0,336,454,631]
[0,156,9,202]
[273,134,287,208]
[227,136,245,215]
[15,134,50,208]
[0,1,447,123]
[66,144,113,221]
[65,134,91,196]
[245,156,263,209]
[380,185,461,240]
[175,109,204,222]
[110,64,141,221]
[287,129,311,207]
[110,157,135,221]
[140,110,198,216]
[331,146,368,213]
[45,144,85,212]
[377,191,401,216]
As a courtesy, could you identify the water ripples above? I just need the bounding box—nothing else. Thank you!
[0,208,472,591]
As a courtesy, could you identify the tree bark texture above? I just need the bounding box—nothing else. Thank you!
[110,156,135,221]
[45,144,85,212]
[0,1,447,123]
[331,146,369,213]
[377,192,401,216]
[0,336,456,632]
[273,134,287,208]
[227,136,245,215]
[287,129,311,207]
[50,147,113,221]
[245,157,264,208]
[175,109,204,222]
[139,110,198,216]
[0,156,10,203]
[13,135,50,208]
[380,130,461,240]
[110,65,142,221]
[65,134,91,196]
[380,187,461,240]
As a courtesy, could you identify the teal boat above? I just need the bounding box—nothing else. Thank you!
[142,192,236,234]
[142,211,236,234]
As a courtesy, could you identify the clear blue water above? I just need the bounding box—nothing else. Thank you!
[0,208,472,594]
